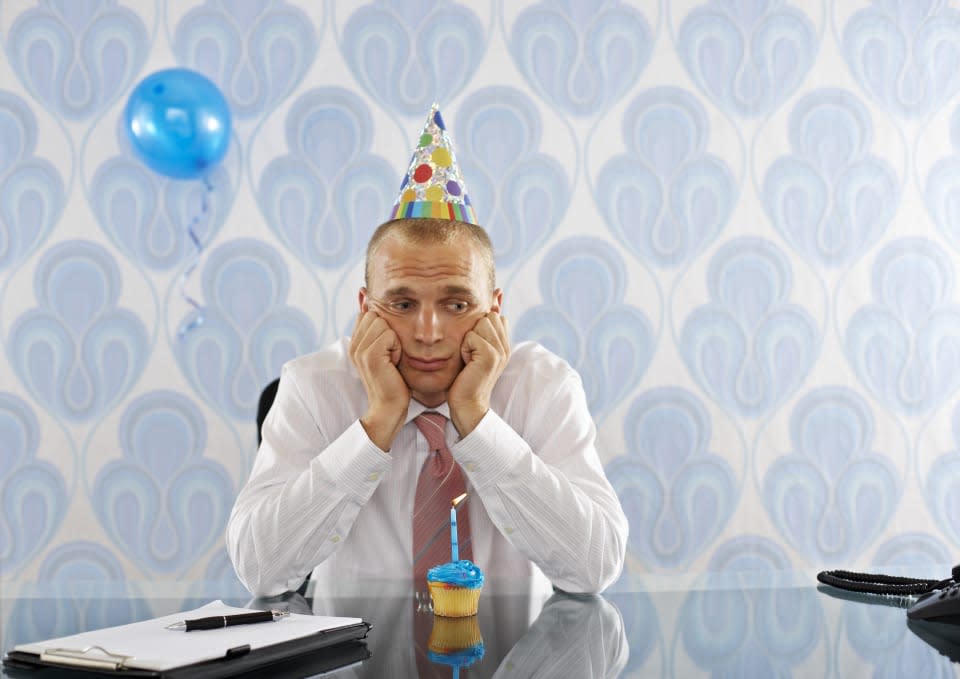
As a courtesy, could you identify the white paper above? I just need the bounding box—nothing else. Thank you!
[14,600,363,672]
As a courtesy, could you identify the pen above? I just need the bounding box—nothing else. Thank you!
[165,609,289,631]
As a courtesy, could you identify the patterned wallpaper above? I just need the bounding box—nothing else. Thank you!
[5,0,960,613]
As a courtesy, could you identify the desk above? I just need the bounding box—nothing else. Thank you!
[2,572,959,677]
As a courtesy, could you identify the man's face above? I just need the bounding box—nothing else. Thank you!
[360,233,502,407]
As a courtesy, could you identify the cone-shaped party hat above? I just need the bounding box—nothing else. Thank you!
[388,103,478,225]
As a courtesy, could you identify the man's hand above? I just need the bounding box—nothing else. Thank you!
[448,311,510,437]
[349,310,410,451]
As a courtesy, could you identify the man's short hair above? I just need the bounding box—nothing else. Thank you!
[364,218,497,292]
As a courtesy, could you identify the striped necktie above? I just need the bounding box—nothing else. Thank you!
[412,412,472,583]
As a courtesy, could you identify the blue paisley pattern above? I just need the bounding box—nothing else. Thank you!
[762,387,899,564]
[513,237,654,418]
[0,392,68,575]
[257,88,394,271]
[339,1,486,116]
[6,0,960,602]
[681,237,819,417]
[92,390,232,575]
[842,0,960,119]
[6,1,149,120]
[7,241,149,422]
[676,0,817,118]
[456,87,570,267]
[173,239,317,420]
[0,91,66,273]
[595,87,736,268]
[507,1,653,116]
[679,538,822,675]
[764,89,899,268]
[173,1,317,120]
[605,388,737,568]
[845,238,960,416]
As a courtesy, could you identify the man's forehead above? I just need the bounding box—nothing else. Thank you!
[374,236,482,271]
[381,283,480,298]
[373,259,483,290]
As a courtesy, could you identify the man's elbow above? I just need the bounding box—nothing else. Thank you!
[551,529,627,595]
[226,515,273,597]
[582,512,629,594]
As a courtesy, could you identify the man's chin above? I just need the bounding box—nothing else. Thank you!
[402,370,458,406]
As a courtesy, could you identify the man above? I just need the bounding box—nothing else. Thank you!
[227,105,627,597]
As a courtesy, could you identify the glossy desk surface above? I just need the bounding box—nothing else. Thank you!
[3,571,960,677]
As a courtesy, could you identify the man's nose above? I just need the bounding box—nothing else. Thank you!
[414,306,442,343]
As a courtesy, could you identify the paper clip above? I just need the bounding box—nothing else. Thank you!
[40,645,133,670]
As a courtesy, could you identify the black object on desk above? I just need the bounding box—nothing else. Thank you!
[165,610,289,631]
[3,639,371,679]
[907,581,960,625]
[3,636,371,679]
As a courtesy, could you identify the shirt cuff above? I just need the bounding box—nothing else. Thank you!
[314,419,392,503]
[451,410,527,488]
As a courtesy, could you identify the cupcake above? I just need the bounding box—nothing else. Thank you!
[426,559,484,617]
[427,615,485,669]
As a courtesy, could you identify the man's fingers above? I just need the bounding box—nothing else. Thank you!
[351,312,400,369]
[357,321,396,360]
[489,312,509,355]
[350,311,375,349]
[461,328,489,363]
[472,312,509,357]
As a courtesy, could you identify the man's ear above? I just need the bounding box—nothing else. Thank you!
[491,288,504,313]
[359,287,369,313]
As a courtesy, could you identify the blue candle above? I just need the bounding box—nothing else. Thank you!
[450,505,458,562]
[451,493,467,562]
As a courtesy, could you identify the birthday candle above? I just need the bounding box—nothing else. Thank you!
[451,493,467,562]
[450,505,458,562]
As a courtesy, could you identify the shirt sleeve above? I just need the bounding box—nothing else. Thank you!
[225,363,391,597]
[452,371,628,594]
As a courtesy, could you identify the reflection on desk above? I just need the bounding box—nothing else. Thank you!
[8,571,960,677]
[2,579,626,678]
[251,579,627,678]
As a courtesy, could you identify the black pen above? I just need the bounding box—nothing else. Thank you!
[165,609,289,631]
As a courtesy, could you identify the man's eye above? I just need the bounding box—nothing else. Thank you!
[389,301,413,311]
[447,302,470,313]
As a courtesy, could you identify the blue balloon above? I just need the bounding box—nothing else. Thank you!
[124,68,231,180]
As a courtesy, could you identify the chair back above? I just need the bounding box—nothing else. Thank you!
[256,378,280,445]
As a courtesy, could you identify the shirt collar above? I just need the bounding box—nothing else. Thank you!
[405,399,451,425]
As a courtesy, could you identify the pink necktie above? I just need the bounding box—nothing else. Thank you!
[413,412,472,583]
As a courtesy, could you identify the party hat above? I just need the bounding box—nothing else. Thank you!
[388,103,478,225]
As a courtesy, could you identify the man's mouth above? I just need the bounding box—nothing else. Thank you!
[407,356,448,371]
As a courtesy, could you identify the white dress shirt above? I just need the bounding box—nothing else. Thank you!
[226,339,628,597]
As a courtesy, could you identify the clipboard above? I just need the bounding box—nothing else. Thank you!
[2,600,371,678]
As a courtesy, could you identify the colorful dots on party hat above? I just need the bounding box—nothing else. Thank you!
[388,103,478,225]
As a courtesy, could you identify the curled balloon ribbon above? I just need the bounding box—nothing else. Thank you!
[123,68,232,339]
[178,177,214,338]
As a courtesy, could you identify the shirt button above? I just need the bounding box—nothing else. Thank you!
[466,463,476,472]
[505,527,514,535]
[330,535,341,543]
[368,472,380,481]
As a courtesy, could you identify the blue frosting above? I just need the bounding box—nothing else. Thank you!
[426,559,484,588]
